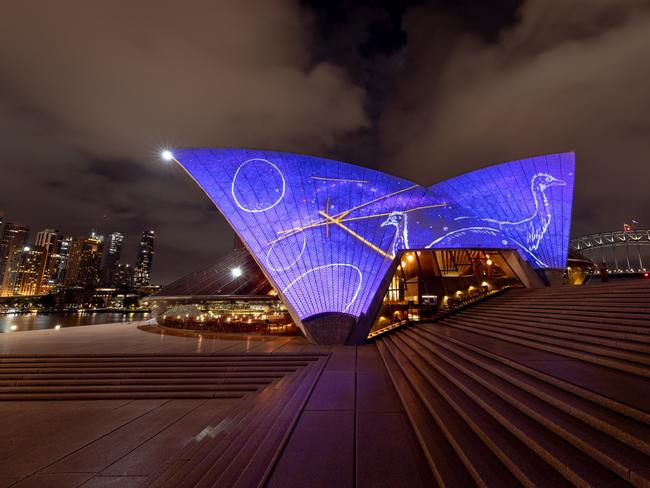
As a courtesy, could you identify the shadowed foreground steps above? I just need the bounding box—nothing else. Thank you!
[377,279,650,487]
[0,279,649,487]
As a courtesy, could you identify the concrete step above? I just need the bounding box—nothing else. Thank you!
[493,283,650,295]
[0,354,325,363]
[491,290,650,299]
[454,312,650,352]
[485,300,650,313]
[387,334,628,486]
[415,323,650,424]
[0,360,312,368]
[407,327,650,454]
[473,298,650,319]
[488,288,650,300]
[149,356,328,488]
[0,391,247,401]
[488,295,650,305]
[0,384,263,394]
[197,357,328,487]
[0,366,303,374]
[475,298,650,317]
[148,365,309,487]
[0,378,274,386]
[0,371,285,380]
[442,317,650,377]
[445,314,650,363]
[399,329,650,483]
[0,354,324,402]
[380,336,536,486]
[376,340,475,487]
[466,306,650,336]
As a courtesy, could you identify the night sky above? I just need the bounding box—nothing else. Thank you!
[1,0,649,284]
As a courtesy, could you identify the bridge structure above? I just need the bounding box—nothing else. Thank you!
[569,229,650,274]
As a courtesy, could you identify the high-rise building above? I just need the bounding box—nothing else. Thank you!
[63,235,104,287]
[56,236,72,283]
[0,222,29,285]
[113,263,134,288]
[35,229,60,251]
[134,230,155,286]
[0,246,46,296]
[35,229,63,291]
[101,232,124,285]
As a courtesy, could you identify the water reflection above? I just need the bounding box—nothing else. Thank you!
[0,312,150,333]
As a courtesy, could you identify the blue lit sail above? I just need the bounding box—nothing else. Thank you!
[174,149,575,322]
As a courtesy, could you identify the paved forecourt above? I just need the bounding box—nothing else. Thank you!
[0,321,432,488]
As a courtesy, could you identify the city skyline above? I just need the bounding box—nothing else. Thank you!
[0,214,157,300]
[0,212,161,283]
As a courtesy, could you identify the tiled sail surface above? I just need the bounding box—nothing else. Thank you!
[174,149,574,320]
[426,153,575,270]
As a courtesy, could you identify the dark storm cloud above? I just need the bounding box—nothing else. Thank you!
[0,0,368,282]
[85,159,152,184]
[379,0,650,235]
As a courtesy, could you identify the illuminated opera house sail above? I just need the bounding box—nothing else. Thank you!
[170,149,575,344]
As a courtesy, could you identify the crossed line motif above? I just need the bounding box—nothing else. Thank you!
[271,185,447,259]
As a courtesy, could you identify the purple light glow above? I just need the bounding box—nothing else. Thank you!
[174,149,574,329]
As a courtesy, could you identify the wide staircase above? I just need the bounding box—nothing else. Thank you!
[377,279,650,487]
[0,352,330,487]
[0,353,323,400]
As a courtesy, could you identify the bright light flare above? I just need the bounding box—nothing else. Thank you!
[161,150,174,161]
[10,325,17,331]
[231,267,242,278]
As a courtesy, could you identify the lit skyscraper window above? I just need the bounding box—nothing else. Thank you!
[134,230,155,286]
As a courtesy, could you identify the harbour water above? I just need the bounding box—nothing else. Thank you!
[0,312,150,333]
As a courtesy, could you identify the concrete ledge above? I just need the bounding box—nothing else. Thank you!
[302,313,356,345]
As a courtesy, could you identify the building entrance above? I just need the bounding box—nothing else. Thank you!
[368,249,525,338]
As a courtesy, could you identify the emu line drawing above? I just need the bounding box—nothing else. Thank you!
[381,212,410,257]
[382,173,566,267]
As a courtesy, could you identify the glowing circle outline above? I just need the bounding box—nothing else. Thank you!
[231,158,286,213]
[266,231,307,272]
[281,264,363,313]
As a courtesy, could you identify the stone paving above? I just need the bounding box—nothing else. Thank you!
[0,322,433,487]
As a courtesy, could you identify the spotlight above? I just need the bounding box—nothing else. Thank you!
[161,150,174,161]
[10,325,17,331]
[486,259,493,266]
[231,267,242,278]
[54,325,61,330]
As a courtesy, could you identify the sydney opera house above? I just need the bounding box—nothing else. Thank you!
[151,149,575,344]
